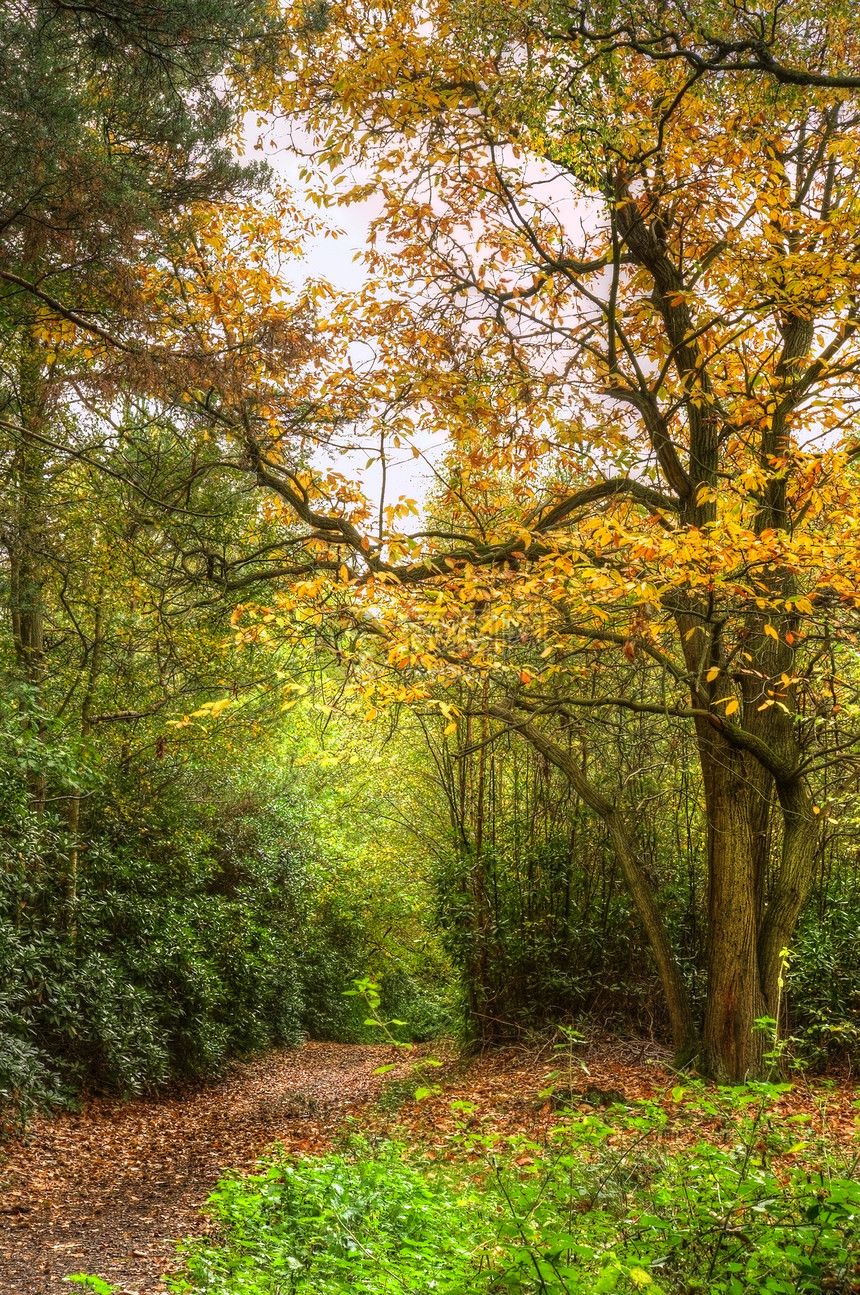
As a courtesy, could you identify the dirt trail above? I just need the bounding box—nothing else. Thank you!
[0,1038,671,1294]
[4,1039,855,1295]
[0,1042,406,1295]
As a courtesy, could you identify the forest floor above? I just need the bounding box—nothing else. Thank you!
[1,1039,858,1295]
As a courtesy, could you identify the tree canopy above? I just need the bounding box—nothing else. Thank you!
[216,0,860,1079]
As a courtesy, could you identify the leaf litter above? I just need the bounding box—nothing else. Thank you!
[1,1039,857,1294]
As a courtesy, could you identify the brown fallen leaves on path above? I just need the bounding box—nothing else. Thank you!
[0,1042,412,1295]
[363,1039,860,1159]
[1,1038,858,1295]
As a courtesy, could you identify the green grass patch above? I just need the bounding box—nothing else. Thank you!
[161,1083,860,1295]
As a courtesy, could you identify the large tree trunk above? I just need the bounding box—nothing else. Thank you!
[698,733,767,1080]
[696,714,820,1080]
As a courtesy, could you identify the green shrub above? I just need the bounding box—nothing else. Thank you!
[168,1085,860,1295]
[378,968,458,1043]
[790,881,860,1066]
[168,1140,484,1294]
[0,768,311,1124]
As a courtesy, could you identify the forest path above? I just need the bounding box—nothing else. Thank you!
[0,1041,411,1295]
[9,1038,850,1295]
[0,1037,676,1294]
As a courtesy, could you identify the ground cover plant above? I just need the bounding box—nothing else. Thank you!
[162,1082,860,1295]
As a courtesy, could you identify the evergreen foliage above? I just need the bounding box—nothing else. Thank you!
[0,0,268,274]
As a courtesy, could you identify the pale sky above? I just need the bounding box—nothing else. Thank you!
[264,135,446,516]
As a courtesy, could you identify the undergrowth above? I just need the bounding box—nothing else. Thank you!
[154,1083,860,1295]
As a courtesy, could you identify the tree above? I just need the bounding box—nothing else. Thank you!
[222,0,860,1080]
[0,1,303,808]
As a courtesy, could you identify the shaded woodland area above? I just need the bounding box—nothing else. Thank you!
[2,0,860,1290]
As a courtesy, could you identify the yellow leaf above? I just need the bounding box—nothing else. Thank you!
[764,624,779,641]
[706,666,720,682]
[725,698,739,716]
